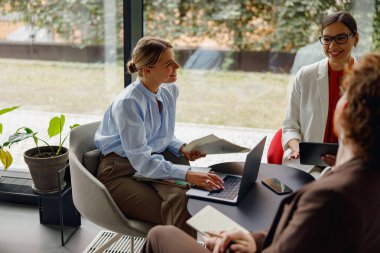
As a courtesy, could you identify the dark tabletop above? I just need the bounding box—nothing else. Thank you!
[187,162,315,231]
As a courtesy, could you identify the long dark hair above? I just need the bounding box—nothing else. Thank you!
[321,11,357,35]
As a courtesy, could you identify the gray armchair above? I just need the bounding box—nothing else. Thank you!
[69,121,154,252]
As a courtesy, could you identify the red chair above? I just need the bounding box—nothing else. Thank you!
[267,128,284,165]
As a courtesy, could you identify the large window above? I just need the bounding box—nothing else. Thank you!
[1,0,379,172]
[144,0,379,129]
[0,1,123,172]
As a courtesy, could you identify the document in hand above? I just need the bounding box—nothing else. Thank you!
[182,134,250,155]
[186,205,249,235]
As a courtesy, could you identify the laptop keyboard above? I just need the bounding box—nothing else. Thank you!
[208,175,241,200]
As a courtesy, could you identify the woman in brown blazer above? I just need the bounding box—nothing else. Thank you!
[141,53,380,253]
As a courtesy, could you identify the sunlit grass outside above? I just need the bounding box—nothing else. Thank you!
[0,59,290,130]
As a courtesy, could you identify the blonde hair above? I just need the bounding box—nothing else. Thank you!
[127,36,173,76]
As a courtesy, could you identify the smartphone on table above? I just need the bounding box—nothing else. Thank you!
[261,178,293,195]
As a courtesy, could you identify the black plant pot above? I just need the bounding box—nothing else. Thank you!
[24,146,68,194]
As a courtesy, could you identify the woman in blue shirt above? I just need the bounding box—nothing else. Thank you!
[95,36,224,236]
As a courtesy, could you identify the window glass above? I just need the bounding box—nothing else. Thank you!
[1,0,379,172]
[0,1,123,172]
[143,0,379,129]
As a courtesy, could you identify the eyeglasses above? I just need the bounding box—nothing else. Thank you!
[319,33,355,45]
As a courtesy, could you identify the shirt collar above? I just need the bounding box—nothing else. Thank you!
[135,79,163,102]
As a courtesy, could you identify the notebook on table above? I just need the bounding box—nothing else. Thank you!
[186,136,266,205]
[186,205,249,235]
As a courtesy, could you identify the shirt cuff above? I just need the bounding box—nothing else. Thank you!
[170,164,190,180]
[282,132,301,150]
[167,140,186,157]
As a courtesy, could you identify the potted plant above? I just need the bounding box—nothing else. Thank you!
[7,114,79,194]
[0,106,19,171]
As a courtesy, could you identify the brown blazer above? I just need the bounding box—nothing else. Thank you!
[252,158,380,253]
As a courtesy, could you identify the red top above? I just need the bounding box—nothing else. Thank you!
[323,59,353,143]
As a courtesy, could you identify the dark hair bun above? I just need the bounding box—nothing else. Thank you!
[127,61,138,74]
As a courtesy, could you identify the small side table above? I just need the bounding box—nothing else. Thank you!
[37,165,81,246]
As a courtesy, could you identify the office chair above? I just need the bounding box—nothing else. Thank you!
[69,121,154,253]
[267,128,284,165]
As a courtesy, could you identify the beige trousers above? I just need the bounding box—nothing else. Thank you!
[142,225,210,253]
[97,150,195,237]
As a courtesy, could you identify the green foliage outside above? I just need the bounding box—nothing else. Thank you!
[144,0,274,51]
[373,0,380,50]
[273,0,352,52]
[1,0,379,51]
[0,0,123,46]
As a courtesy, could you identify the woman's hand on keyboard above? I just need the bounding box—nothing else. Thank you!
[186,171,224,191]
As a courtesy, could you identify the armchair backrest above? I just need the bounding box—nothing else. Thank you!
[69,121,154,237]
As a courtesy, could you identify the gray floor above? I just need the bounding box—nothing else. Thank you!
[0,201,103,253]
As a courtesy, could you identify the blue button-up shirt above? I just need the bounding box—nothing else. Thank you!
[94,79,189,180]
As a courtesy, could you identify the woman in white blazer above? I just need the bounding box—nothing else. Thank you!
[282,11,359,176]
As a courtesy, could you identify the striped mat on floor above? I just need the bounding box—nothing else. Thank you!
[83,230,207,253]
[83,230,146,253]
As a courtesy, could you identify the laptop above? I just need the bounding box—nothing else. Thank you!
[186,136,266,205]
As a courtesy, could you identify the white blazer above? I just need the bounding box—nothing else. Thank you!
[281,58,331,175]
[282,58,330,150]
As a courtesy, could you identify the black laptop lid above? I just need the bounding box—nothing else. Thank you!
[237,136,266,202]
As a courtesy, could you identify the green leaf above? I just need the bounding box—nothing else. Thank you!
[16,127,34,134]
[0,148,13,169]
[70,123,80,129]
[0,106,19,116]
[0,148,5,167]
[33,133,39,146]
[0,123,2,134]
[5,132,36,147]
[48,115,65,138]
